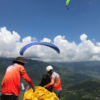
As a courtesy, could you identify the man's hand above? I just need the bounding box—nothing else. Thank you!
[32,86,35,92]
[43,86,46,88]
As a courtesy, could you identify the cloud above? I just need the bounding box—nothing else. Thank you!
[0,27,100,62]
[41,38,51,42]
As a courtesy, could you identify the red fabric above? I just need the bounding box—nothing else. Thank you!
[1,64,34,96]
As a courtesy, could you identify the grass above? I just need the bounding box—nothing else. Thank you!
[19,91,24,100]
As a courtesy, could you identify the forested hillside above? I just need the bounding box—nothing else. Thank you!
[0,58,99,100]
[50,61,100,79]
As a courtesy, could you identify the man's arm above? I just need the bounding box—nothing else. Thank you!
[20,65,35,91]
[44,77,54,88]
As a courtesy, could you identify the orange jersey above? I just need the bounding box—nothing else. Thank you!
[46,72,62,90]
[1,63,34,96]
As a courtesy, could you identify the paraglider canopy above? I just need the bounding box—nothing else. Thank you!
[66,0,70,10]
[20,42,60,55]
[66,0,70,7]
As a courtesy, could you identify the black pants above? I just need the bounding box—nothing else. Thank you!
[1,94,18,100]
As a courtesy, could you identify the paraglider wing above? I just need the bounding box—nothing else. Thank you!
[20,42,60,55]
[66,0,70,7]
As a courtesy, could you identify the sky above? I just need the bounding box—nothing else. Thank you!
[0,0,100,62]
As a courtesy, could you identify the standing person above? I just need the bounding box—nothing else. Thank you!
[44,65,62,99]
[1,56,35,100]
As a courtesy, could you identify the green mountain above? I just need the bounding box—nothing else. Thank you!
[0,58,94,86]
[50,61,100,79]
[63,79,100,100]
[67,79,100,91]
[0,58,97,100]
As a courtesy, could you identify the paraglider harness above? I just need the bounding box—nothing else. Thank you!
[39,74,53,92]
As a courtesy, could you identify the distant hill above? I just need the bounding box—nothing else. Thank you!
[50,61,100,79]
[0,58,94,85]
[0,58,96,100]
[67,79,100,91]
[63,79,100,100]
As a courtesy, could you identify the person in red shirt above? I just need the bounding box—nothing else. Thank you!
[1,56,35,100]
[44,65,62,99]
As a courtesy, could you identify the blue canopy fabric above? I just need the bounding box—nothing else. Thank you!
[20,42,60,55]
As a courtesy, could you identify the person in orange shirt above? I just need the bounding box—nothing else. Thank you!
[44,65,62,99]
[1,56,35,100]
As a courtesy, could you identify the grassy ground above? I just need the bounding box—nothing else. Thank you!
[19,91,25,100]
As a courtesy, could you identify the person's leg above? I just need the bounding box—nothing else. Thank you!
[1,94,18,100]
[57,90,61,99]
[11,94,19,100]
[1,94,11,100]
[53,89,62,99]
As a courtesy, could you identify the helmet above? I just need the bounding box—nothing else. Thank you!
[46,65,53,72]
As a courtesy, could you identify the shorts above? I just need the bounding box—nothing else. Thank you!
[1,94,18,100]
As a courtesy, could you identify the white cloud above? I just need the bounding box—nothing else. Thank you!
[0,27,100,62]
[41,38,51,42]
[80,33,87,41]
[93,39,95,42]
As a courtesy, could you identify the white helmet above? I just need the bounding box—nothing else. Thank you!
[46,65,53,72]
